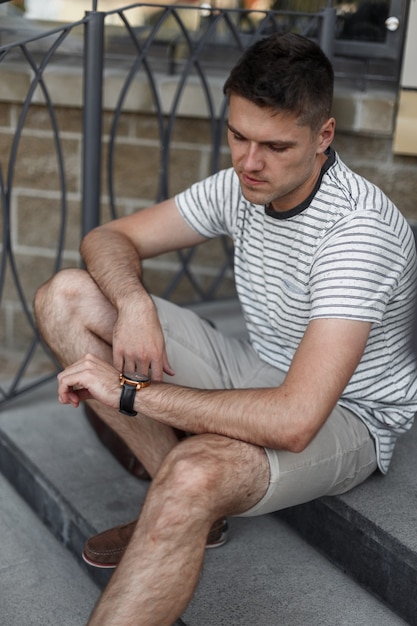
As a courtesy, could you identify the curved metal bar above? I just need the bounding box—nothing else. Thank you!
[159,8,221,195]
[5,35,70,336]
[0,17,87,53]
[104,5,328,302]
[20,45,68,275]
[107,7,170,217]
[103,5,334,302]
[6,29,72,191]
[158,8,285,300]
[0,23,81,403]
[0,3,352,405]
[159,9,233,299]
[0,165,8,304]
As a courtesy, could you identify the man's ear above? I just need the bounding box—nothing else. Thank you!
[317,117,336,153]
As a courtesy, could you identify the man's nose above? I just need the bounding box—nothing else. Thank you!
[243,143,263,171]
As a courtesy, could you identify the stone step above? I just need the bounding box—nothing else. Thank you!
[0,379,410,625]
[0,472,100,625]
[278,425,417,626]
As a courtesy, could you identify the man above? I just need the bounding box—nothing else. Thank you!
[34,33,417,625]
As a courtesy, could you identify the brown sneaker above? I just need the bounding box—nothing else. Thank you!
[82,517,228,568]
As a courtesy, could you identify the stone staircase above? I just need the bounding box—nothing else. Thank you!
[0,298,415,625]
[0,472,100,626]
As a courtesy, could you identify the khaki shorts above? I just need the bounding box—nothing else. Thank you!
[155,296,378,517]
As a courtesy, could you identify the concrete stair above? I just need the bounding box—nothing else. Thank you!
[0,377,410,626]
[0,472,100,625]
[2,290,417,625]
[0,296,414,624]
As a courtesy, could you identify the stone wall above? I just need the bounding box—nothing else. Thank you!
[1,61,417,376]
[0,96,234,369]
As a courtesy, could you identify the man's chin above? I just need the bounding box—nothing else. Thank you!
[240,187,271,206]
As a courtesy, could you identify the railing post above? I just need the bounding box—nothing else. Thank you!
[82,10,105,237]
[319,3,337,62]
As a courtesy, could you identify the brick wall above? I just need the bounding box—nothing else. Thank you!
[0,97,235,372]
[1,68,417,376]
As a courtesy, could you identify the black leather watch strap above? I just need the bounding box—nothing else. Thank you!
[119,383,138,416]
[119,373,151,417]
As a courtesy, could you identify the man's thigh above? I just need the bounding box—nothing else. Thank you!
[154,296,284,390]
[240,405,377,517]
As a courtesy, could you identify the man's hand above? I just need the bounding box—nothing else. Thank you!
[57,354,121,410]
[112,294,175,381]
[80,198,205,382]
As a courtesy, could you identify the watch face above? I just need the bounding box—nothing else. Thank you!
[122,372,150,383]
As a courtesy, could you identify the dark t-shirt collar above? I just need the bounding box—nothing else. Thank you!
[264,147,335,220]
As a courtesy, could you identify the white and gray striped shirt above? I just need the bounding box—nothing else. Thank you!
[175,148,417,473]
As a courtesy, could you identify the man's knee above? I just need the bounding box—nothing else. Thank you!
[154,434,261,514]
[34,268,89,336]
[141,436,227,538]
[147,434,269,524]
[35,268,84,311]
[155,435,227,503]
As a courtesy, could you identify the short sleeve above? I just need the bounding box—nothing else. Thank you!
[175,168,240,238]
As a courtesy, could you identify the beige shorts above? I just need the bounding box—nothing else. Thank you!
[154,296,378,517]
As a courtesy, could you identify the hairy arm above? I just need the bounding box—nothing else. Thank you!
[57,318,371,452]
[80,199,207,378]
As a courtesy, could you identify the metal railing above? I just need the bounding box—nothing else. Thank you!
[0,1,337,405]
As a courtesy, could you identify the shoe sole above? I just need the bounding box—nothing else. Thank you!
[81,552,118,569]
[82,550,118,569]
[205,527,228,549]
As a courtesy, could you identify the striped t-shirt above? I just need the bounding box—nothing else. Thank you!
[175,148,417,473]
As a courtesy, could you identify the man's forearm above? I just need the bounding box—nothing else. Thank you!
[79,227,173,376]
[133,382,315,453]
[80,226,150,310]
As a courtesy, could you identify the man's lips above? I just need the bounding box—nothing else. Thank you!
[241,172,267,186]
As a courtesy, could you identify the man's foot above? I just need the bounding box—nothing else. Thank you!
[82,517,229,568]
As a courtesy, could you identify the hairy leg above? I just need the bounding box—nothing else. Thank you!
[88,433,270,626]
[35,269,115,367]
[34,268,178,476]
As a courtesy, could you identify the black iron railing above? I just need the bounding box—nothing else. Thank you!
[0,1,340,405]
[0,14,87,403]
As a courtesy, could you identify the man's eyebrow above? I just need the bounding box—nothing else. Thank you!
[226,122,297,147]
[227,122,244,137]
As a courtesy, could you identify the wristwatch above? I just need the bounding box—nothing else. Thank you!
[119,372,151,416]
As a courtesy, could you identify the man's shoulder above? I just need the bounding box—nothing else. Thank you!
[174,167,245,237]
[176,168,246,220]
[324,151,400,218]
[327,151,389,202]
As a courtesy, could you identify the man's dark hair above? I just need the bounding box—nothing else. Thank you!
[223,32,334,132]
